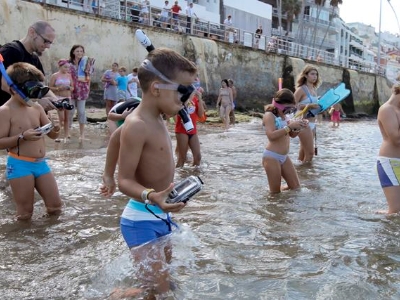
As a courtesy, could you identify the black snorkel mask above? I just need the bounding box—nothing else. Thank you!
[136,31,196,132]
[177,84,195,104]
[0,54,49,106]
[18,81,50,99]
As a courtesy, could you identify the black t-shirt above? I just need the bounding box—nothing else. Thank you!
[0,41,45,106]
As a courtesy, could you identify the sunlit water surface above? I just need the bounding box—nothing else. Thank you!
[1,119,399,300]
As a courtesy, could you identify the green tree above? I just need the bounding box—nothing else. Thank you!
[310,0,326,53]
[281,0,302,34]
[295,0,305,44]
[318,0,343,51]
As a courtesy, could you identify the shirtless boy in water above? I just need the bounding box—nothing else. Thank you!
[101,48,198,297]
[377,82,400,214]
[0,62,62,220]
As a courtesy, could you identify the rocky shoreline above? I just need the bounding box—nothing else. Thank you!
[84,107,375,124]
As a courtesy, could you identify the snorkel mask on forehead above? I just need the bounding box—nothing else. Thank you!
[136,29,195,132]
[141,59,195,104]
[0,54,49,106]
[272,99,297,115]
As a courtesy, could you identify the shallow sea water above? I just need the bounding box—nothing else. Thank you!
[1,118,399,300]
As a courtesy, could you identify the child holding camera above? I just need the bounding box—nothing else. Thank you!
[0,62,62,220]
[100,48,197,297]
[49,59,74,142]
[262,89,308,193]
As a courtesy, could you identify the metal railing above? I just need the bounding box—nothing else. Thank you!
[28,0,384,75]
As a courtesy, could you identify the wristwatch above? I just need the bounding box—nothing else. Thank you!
[141,188,155,203]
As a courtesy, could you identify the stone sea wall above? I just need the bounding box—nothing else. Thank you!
[1,0,394,115]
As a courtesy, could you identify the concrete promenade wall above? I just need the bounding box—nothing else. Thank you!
[1,0,393,115]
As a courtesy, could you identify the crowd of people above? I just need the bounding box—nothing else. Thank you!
[1,19,400,299]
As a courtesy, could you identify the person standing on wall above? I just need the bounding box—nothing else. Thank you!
[185,2,197,34]
[171,1,182,31]
[160,0,171,29]
[224,15,233,42]
[0,20,57,111]
[255,25,263,47]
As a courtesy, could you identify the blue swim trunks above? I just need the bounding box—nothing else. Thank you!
[377,156,400,187]
[6,153,51,180]
[120,199,174,248]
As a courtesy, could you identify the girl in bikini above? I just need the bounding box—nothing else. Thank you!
[294,65,322,163]
[262,89,308,193]
[49,59,74,142]
[216,79,233,131]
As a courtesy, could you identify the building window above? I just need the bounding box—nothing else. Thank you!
[304,6,310,16]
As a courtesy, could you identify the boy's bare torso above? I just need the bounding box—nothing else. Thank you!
[125,111,175,191]
[378,103,400,158]
[1,102,47,158]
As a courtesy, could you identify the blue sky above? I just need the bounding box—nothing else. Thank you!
[339,0,400,35]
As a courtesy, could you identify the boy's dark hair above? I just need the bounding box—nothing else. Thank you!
[132,67,138,73]
[6,62,44,86]
[138,48,197,92]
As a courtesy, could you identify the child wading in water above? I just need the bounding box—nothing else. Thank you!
[100,48,197,298]
[0,62,62,220]
[262,89,308,193]
[329,103,345,128]
[49,59,74,142]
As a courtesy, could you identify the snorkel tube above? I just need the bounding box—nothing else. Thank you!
[0,54,35,106]
[135,30,194,132]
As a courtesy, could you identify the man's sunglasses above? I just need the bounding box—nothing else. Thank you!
[33,28,53,45]
[18,81,50,99]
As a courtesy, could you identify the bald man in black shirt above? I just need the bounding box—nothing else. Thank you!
[0,20,58,110]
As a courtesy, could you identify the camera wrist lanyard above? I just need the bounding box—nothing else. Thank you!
[145,204,179,231]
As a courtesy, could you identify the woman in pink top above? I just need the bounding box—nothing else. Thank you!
[49,59,74,142]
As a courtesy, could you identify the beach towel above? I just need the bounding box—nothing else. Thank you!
[78,56,95,82]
